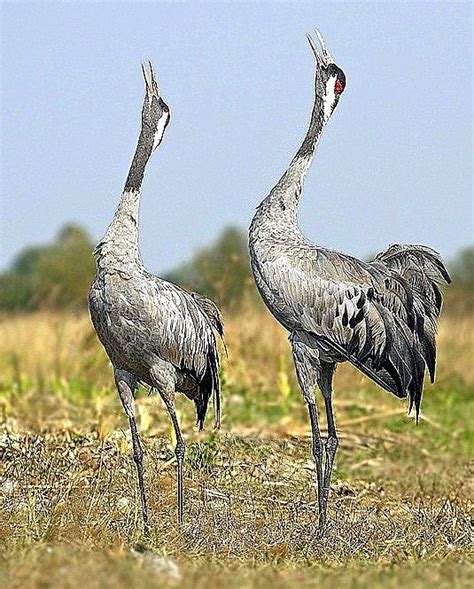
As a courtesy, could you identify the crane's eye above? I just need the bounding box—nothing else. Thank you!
[335,79,344,94]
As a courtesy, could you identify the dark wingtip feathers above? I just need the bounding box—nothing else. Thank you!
[371,243,450,412]
[194,348,221,431]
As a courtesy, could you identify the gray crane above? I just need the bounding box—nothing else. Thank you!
[88,63,223,536]
[249,31,450,531]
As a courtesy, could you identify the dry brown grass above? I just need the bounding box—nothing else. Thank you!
[0,308,472,588]
[1,429,472,588]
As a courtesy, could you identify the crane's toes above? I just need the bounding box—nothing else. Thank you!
[133,539,152,553]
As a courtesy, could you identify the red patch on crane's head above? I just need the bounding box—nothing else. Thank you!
[335,79,344,94]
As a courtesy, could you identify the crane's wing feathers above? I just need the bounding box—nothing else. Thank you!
[255,244,449,418]
[91,275,222,429]
[373,245,450,373]
[144,277,222,429]
[190,292,225,338]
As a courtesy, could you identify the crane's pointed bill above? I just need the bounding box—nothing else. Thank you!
[142,62,152,96]
[306,33,324,68]
[141,61,159,100]
[148,60,160,95]
[306,33,318,55]
[315,29,334,64]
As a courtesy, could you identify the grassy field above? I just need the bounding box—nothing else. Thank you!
[0,307,472,588]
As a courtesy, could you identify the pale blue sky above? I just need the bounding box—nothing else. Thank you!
[1,1,472,273]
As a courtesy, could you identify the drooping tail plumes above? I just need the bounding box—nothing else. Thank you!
[194,348,221,430]
[373,244,451,419]
[190,291,224,429]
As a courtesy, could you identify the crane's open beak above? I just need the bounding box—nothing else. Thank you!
[306,29,334,68]
[141,61,160,101]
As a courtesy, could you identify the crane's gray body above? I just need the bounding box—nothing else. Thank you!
[88,63,222,532]
[89,262,220,415]
[250,206,449,410]
[249,31,450,530]
[89,158,221,429]
[248,44,449,416]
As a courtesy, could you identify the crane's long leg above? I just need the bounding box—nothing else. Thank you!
[168,404,185,525]
[159,394,185,525]
[318,362,338,531]
[307,401,325,519]
[291,339,325,521]
[150,364,186,526]
[115,369,150,539]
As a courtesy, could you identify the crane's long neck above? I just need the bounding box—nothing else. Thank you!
[95,129,153,273]
[253,93,326,231]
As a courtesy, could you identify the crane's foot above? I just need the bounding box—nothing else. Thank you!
[132,518,152,553]
[315,483,329,536]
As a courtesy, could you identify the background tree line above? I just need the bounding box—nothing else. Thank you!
[0,222,472,315]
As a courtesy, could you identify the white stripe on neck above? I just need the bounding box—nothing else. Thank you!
[323,75,337,122]
[153,111,170,151]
